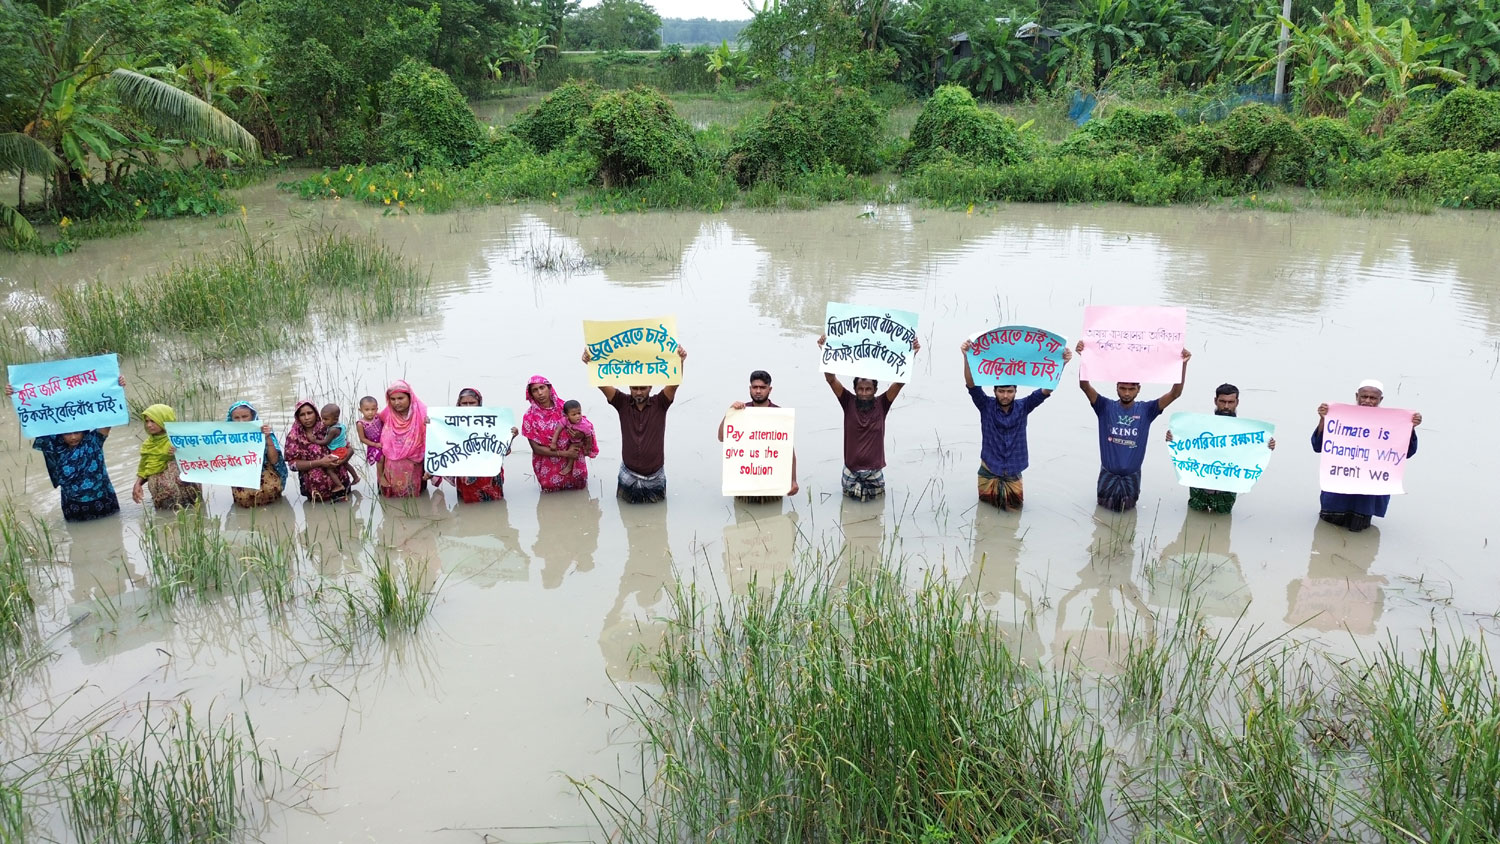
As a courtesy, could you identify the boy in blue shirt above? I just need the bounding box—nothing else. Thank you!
[960,340,1073,510]
[1075,341,1191,512]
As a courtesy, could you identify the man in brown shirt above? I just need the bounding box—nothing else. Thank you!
[582,344,688,503]
[718,369,799,503]
[817,334,919,501]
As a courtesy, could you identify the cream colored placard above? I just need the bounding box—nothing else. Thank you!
[721,407,795,497]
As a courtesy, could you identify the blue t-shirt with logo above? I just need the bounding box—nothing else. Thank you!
[1092,397,1162,475]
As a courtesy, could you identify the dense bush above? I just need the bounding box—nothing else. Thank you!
[380,59,485,168]
[70,167,241,220]
[1426,88,1500,152]
[512,80,603,154]
[1165,104,1307,182]
[900,85,1026,171]
[577,86,699,187]
[1059,106,1185,157]
[1295,116,1367,185]
[1331,150,1500,208]
[725,87,882,185]
[903,151,1223,207]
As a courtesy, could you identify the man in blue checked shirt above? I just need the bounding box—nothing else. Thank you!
[959,339,1072,511]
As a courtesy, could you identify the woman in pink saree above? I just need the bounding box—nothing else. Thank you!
[522,375,595,491]
[378,380,429,497]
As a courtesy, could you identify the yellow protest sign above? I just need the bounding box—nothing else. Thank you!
[582,316,682,386]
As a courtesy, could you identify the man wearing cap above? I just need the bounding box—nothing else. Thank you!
[1311,379,1421,531]
[960,339,1073,510]
[1076,340,1192,512]
[1164,383,1277,513]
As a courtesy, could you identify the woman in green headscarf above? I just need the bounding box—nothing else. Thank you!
[131,404,201,509]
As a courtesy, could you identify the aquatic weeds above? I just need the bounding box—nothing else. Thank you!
[63,701,273,844]
[139,508,297,614]
[51,226,430,361]
[313,548,437,648]
[0,508,51,654]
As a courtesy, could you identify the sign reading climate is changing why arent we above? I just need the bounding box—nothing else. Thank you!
[1079,305,1187,384]
[821,303,919,382]
[1318,402,1413,496]
[967,325,1068,390]
[165,422,265,488]
[1165,412,1275,494]
[7,353,128,438]
[583,317,681,387]
[424,406,516,478]
[721,407,795,497]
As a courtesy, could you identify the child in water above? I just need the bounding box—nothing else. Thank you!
[5,379,124,521]
[312,403,360,483]
[354,396,383,467]
[551,399,596,476]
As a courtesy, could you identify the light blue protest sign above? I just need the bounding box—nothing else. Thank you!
[1165,413,1275,494]
[820,302,920,382]
[8,353,128,438]
[165,421,266,488]
[424,406,516,477]
[967,325,1068,389]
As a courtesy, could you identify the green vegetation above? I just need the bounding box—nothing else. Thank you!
[64,703,273,844]
[578,558,1500,843]
[0,509,50,655]
[313,549,437,648]
[41,228,429,361]
[901,84,1029,169]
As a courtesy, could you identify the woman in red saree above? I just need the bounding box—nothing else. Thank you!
[284,399,355,502]
[378,380,428,498]
[522,375,595,492]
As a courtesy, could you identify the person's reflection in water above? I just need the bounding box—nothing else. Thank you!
[1053,509,1152,671]
[599,501,673,682]
[435,495,526,588]
[722,502,801,595]
[59,515,132,607]
[958,503,1040,663]
[835,496,886,588]
[1286,519,1385,635]
[1149,509,1250,620]
[532,490,602,589]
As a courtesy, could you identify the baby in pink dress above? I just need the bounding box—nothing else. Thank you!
[550,400,596,477]
[355,396,384,465]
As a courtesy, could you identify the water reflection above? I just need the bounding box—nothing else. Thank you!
[959,503,1040,662]
[599,501,673,682]
[1054,511,1151,671]
[435,499,526,588]
[722,503,801,594]
[533,491,602,589]
[1286,520,1384,635]
[1148,509,1250,620]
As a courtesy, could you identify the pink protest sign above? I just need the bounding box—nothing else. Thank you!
[1079,306,1187,383]
[1317,403,1413,495]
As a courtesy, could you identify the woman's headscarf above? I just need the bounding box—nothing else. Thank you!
[521,375,565,445]
[137,404,176,478]
[227,401,288,483]
[283,399,326,462]
[378,380,427,462]
[458,387,482,404]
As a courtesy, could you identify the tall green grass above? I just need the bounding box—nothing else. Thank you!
[139,508,295,614]
[0,508,49,653]
[52,227,430,360]
[579,552,1500,843]
[63,702,272,844]
[312,548,437,648]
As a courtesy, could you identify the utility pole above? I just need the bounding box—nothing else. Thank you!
[1274,0,1293,103]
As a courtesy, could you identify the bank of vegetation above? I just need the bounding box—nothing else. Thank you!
[4,0,1499,247]
[578,557,1500,843]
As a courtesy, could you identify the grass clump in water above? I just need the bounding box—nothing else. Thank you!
[52,227,430,360]
[63,701,273,844]
[581,559,1106,843]
[139,508,296,614]
[0,508,51,654]
[314,548,437,648]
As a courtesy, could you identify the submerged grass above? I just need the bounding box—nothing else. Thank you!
[580,553,1500,843]
[312,548,437,648]
[63,701,273,844]
[139,507,296,615]
[0,508,50,655]
[52,226,430,360]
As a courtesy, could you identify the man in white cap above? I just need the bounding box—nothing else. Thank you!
[1311,379,1422,531]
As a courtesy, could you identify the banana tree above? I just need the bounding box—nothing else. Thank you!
[0,132,64,241]
[497,27,557,85]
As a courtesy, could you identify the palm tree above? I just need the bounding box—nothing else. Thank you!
[0,132,63,242]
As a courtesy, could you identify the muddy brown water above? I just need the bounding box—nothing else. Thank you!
[3,183,1499,840]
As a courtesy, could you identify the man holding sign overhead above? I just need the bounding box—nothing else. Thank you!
[583,339,689,504]
[959,337,1072,511]
[1311,380,1421,532]
[817,331,920,502]
[1076,339,1191,512]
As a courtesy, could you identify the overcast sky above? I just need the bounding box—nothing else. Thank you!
[581,0,751,21]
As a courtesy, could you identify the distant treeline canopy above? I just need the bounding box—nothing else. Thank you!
[660,17,748,47]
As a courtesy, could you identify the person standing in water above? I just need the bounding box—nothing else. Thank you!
[1076,340,1190,512]
[1163,383,1277,514]
[959,340,1072,510]
[718,369,798,502]
[5,376,125,521]
[816,333,920,502]
[582,344,689,503]
[1311,379,1420,532]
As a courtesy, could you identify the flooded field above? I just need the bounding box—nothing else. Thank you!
[2,185,1498,840]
